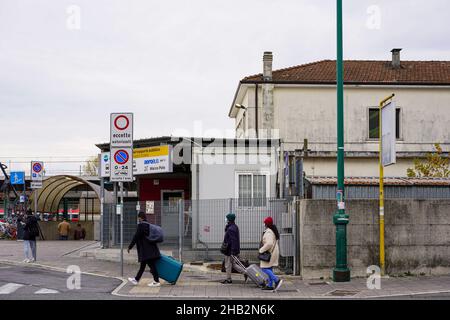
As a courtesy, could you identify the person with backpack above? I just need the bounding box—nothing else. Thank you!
[259,216,283,291]
[127,212,161,287]
[21,209,39,263]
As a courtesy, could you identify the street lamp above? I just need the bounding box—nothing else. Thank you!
[332,0,350,282]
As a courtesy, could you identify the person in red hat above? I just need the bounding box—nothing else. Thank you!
[259,216,283,291]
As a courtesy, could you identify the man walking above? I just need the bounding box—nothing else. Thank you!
[58,218,71,240]
[127,212,161,287]
[221,213,245,284]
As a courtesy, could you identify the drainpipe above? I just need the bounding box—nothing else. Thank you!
[255,84,258,138]
[195,155,210,261]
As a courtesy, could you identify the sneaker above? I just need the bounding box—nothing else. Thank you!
[128,278,138,285]
[274,279,283,292]
[28,259,35,263]
[244,275,248,283]
[148,281,161,287]
[221,279,232,284]
[23,259,30,263]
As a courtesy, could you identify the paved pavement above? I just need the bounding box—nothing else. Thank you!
[0,262,122,300]
[1,240,450,300]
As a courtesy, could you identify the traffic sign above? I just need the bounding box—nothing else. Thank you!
[31,182,43,189]
[110,147,133,182]
[100,152,110,178]
[31,161,44,182]
[114,149,129,165]
[10,172,25,185]
[110,113,133,148]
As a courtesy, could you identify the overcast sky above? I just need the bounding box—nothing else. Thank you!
[1,0,449,174]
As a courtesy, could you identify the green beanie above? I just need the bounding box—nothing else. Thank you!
[226,213,236,222]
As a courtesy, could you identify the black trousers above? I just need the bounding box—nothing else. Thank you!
[135,258,159,282]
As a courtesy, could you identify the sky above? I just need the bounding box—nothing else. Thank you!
[1,0,449,175]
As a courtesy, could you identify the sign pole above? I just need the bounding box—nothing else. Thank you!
[120,181,124,277]
[378,93,395,276]
[332,0,350,282]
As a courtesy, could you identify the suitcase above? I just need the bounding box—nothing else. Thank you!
[221,256,250,273]
[155,254,183,285]
[232,256,268,288]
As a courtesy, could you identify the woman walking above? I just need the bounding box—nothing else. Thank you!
[259,216,283,291]
[127,212,161,287]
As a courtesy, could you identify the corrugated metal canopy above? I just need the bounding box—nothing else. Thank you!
[29,175,113,213]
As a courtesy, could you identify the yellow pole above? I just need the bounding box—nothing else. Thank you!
[379,93,395,276]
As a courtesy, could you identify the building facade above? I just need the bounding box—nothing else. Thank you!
[229,50,450,180]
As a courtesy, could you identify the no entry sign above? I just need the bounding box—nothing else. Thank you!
[110,113,133,148]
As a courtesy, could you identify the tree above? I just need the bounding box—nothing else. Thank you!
[407,143,450,178]
[82,156,99,176]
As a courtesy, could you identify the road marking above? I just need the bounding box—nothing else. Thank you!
[0,283,24,294]
[35,288,59,294]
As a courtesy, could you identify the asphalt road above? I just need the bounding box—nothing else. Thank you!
[0,263,123,300]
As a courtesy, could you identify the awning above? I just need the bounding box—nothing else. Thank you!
[29,175,113,213]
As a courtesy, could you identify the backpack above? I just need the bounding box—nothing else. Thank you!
[142,221,164,243]
[28,220,40,238]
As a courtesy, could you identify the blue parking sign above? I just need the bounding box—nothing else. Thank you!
[10,171,25,185]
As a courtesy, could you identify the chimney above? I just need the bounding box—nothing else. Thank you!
[263,51,273,81]
[391,48,402,68]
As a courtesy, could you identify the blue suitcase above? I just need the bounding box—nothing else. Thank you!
[155,254,183,285]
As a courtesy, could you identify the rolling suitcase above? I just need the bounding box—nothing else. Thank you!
[155,254,183,285]
[232,256,268,288]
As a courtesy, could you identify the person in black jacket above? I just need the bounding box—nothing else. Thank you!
[221,213,246,284]
[127,212,161,287]
[21,209,39,263]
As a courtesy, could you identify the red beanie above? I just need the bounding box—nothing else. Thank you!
[264,216,273,226]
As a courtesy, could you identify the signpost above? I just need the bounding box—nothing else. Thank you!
[378,94,396,276]
[110,113,134,277]
[31,161,44,215]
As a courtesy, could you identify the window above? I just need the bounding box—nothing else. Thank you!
[237,173,268,207]
[368,108,401,139]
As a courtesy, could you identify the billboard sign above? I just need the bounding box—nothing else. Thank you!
[381,100,397,166]
[133,145,173,175]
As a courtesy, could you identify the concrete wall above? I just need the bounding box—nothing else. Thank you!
[298,199,450,279]
[38,221,95,241]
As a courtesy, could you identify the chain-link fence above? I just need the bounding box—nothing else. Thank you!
[101,198,294,272]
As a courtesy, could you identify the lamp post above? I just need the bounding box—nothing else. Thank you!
[332,0,350,282]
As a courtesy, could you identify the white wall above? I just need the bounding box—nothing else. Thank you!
[273,85,450,153]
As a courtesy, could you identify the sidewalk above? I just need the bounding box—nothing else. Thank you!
[1,240,450,299]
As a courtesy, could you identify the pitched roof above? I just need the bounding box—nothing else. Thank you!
[241,60,450,85]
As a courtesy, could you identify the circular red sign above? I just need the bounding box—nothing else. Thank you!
[114,115,129,131]
[33,163,42,173]
[114,150,129,165]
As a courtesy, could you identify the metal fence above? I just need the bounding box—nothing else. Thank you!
[101,198,294,272]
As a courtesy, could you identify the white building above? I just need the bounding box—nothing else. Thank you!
[228,49,450,184]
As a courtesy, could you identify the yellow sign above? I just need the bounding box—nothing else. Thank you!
[133,146,169,159]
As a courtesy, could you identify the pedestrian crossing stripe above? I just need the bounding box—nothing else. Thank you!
[35,288,59,294]
[0,283,59,295]
[0,283,24,294]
